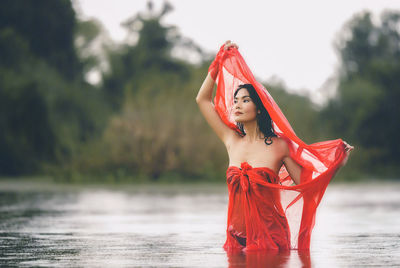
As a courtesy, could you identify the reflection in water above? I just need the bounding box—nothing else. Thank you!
[226,249,311,268]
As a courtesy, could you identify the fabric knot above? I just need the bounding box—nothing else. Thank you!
[240,162,252,174]
[240,162,252,192]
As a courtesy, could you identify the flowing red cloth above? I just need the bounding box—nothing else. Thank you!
[210,45,347,252]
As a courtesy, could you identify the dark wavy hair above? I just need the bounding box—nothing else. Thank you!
[234,84,277,145]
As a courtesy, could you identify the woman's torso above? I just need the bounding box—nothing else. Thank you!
[225,135,285,175]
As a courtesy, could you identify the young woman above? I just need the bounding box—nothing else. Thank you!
[196,40,354,252]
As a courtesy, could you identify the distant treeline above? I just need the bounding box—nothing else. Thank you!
[0,0,399,182]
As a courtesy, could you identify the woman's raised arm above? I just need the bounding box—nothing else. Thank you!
[195,72,235,144]
[195,41,238,144]
[196,40,238,144]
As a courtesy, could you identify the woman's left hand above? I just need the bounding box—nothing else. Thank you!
[339,141,354,167]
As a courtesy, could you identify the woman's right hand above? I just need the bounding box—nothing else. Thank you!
[223,40,239,50]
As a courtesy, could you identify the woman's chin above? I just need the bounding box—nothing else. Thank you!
[234,119,246,123]
[234,116,254,123]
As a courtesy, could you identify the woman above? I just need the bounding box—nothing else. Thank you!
[196,40,354,252]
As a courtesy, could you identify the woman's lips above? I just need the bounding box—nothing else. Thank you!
[234,111,243,115]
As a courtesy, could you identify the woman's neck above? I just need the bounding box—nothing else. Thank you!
[242,121,263,142]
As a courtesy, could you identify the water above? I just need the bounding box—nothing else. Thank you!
[0,180,399,267]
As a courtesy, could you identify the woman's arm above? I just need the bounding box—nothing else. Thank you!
[277,138,302,185]
[195,73,235,143]
[283,157,302,185]
[195,41,238,144]
[280,139,354,185]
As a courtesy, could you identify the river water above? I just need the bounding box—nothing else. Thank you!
[0,180,399,267]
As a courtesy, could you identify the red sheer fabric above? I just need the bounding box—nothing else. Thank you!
[210,45,347,252]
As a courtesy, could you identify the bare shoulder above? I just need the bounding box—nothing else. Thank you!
[272,136,290,156]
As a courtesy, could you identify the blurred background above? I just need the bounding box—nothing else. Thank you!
[1,0,400,184]
[2,1,400,267]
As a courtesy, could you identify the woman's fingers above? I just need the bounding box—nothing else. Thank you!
[343,141,354,153]
[224,40,239,50]
[342,141,354,152]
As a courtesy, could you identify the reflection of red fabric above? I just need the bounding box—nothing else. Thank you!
[213,45,347,251]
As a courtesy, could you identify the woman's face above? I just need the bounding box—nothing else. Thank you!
[233,88,258,123]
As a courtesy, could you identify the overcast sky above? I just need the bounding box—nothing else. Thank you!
[74,0,400,104]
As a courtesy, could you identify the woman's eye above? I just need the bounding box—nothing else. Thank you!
[244,99,249,102]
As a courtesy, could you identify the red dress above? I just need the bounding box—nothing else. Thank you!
[224,162,291,252]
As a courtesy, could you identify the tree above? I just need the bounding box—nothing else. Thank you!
[0,0,110,176]
[0,0,82,79]
[321,10,400,172]
[102,1,202,110]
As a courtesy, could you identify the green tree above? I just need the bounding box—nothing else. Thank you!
[0,0,81,79]
[0,0,110,176]
[321,10,400,175]
[102,1,197,110]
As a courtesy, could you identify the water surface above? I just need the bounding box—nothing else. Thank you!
[0,180,399,267]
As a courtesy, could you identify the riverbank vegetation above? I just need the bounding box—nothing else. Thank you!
[1,1,399,183]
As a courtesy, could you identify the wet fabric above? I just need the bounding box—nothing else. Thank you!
[210,44,347,252]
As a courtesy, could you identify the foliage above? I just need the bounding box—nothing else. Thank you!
[320,10,400,175]
[0,0,110,175]
[1,0,399,182]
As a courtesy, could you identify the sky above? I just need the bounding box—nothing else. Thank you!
[74,0,400,105]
